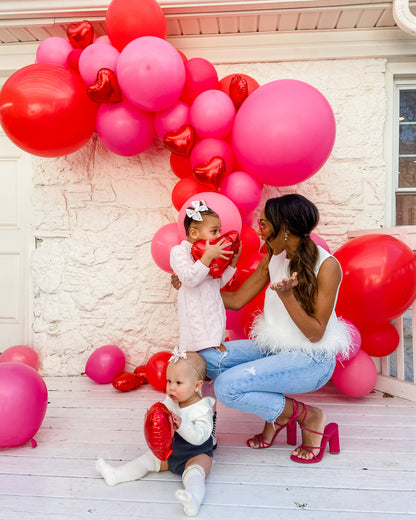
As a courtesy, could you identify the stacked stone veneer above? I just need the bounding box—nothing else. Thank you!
[31,58,387,375]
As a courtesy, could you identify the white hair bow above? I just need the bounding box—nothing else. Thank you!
[186,200,208,222]
[169,347,187,363]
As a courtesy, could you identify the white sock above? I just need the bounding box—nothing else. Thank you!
[96,451,160,486]
[175,464,206,517]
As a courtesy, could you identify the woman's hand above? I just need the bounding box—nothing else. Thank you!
[171,273,181,290]
[270,272,298,294]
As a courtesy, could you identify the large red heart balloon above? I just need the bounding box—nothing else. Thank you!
[192,230,240,279]
[112,371,145,392]
[193,156,225,191]
[144,402,174,461]
[67,20,95,50]
[229,74,249,109]
[163,124,196,157]
[87,68,123,104]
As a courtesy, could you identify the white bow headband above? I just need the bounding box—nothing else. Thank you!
[186,200,208,222]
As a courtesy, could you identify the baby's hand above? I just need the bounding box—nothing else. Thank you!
[270,272,298,294]
[230,243,242,267]
[203,238,233,264]
[171,412,181,430]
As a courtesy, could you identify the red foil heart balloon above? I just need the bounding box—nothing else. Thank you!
[192,231,240,279]
[229,75,249,109]
[66,20,95,50]
[112,371,145,392]
[163,124,196,157]
[134,365,147,381]
[193,156,225,191]
[87,68,122,104]
[144,402,174,461]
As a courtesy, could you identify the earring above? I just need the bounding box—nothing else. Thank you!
[284,232,288,241]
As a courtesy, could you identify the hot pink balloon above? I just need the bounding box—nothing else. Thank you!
[190,90,236,139]
[117,36,185,112]
[181,58,219,105]
[151,223,181,273]
[220,171,262,214]
[0,345,39,370]
[78,43,120,85]
[335,319,361,362]
[36,37,74,67]
[154,101,190,140]
[311,232,331,253]
[332,349,377,397]
[85,345,126,384]
[232,79,336,186]
[0,362,48,447]
[177,192,242,240]
[190,138,234,175]
[96,100,154,156]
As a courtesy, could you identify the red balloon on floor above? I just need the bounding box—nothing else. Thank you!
[146,351,172,392]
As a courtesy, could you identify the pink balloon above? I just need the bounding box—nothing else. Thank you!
[190,138,234,175]
[228,328,247,340]
[0,362,48,447]
[311,232,331,253]
[85,345,126,384]
[220,171,262,214]
[95,35,112,45]
[190,90,236,139]
[226,309,244,332]
[232,79,336,186]
[78,43,120,85]
[241,211,256,226]
[96,100,154,156]
[335,319,361,362]
[177,192,242,240]
[0,345,39,370]
[151,223,181,273]
[181,58,219,105]
[36,37,74,67]
[154,101,190,140]
[117,36,185,112]
[332,350,377,397]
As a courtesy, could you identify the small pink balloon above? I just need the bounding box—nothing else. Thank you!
[190,90,235,139]
[95,35,112,45]
[311,232,331,253]
[117,36,185,112]
[0,362,48,447]
[85,345,125,384]
[79,42,120,85]
[332,349,377,397]
[220,171,262,214]
[151,223,181,273]
[0,345,39,370]
[96,100,155,156]
[154,101,190,140]
[190,138,234,175]
[36,37,74,67]
[177,191,242,240]
[335,319,361,362]
[181,58,219,105]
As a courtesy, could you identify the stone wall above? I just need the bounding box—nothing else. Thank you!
[31,57,387,375]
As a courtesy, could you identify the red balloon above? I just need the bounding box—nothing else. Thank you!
[181,58,219,105]
[193,156,226,191]
[144,401,174,461]
[134,365,147,381]
[105,0,167,51]
[112,371,145,392]
[359,322,400,357]
[146,351,172,392]
[0,64,98,157]
[66,20,95,49]
[218,73,260,102]
[335,234,416,325]
[163,124,196,157]
[239,225,261,260]
[172,176,209,211]
[332,349,377,397]
[237,252,265,285]
[192,231,240,279]
[170,153,193,179]
[87,68,122,104]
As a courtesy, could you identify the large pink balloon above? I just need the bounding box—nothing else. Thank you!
[117,37,185,112]
[220,171,262,214]
[151,223,181,273]
[78,43,120,85]
[177,192,242,240]
[190,138,234,175]
[332,350,377,397]
[232,79,336,186]
[96,100,154,156]
[0,345,39,370]
[190,90,235,139]
[0,362,48,447]
[36,37,74,67]
[154,101,190,140]
[311,232,331,253]
[85,345,126,384]
[181,58,219,105]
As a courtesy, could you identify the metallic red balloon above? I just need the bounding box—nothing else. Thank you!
[163,124,196,157]
[87,68,122,104]
[66,20,95,49]
[229,75,249,109]
[144,402,174,461]
[134,365,147,381]
[192,230,240,279]
[193,156,225,191]
[112,371,145,392]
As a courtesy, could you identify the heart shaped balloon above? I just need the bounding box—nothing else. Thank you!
[66,20,95,50]
[87,68,123,104]
[134,365,147,381]
[229,75,249,109]
[192,230,240,279]
[193,156,225,191]
[144,402,174,461]
[112,371,145,392]
[163,124,196,157]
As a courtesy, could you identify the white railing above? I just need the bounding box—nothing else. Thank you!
[347,226,416,401]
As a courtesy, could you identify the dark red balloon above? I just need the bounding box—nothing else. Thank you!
[192,231,240,279]
[144,402,174,461]
[146,352,172,392]
[170,153,193,179]
[163,124,196,157]
[66,20,95,49]
[112,371,145,392]
[87,68,122,104]
[0,64,98,157]
[218,73,260,109]
[172,176,209,211]
[359,322,400,357]
[193,156,226,191]
[134,365,147,381]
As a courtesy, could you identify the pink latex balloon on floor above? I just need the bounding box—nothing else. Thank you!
[0,362,48,447]
[154,101,190,140]
[177,192,242,240]
[78,43,120,85]
[220,171,262,214]
[36,37,73,67]
[151,223,181,273]
[117,36,185,112]
[181,58,219,105]
[232,79,336,186]
[96,100,154,156]
[190,90,235,139]
[85,345,126,384]
[332,349,377,397]
[190,138,234,175]
[0,345,39,370]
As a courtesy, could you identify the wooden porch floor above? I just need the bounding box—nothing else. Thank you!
[1,376,415,520]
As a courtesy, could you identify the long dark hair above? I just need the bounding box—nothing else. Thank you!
[264,194,320,315]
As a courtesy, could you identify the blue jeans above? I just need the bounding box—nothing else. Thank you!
[200,340,335,423]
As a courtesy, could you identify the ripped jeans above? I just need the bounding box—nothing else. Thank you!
[200,340,335,423]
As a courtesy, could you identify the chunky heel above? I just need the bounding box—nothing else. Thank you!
[326,422,340,453]
[286,420,297,446]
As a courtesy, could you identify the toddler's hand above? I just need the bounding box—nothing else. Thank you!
[171,412,181,429]
[202,238,233,265]
[230,243,242,267]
